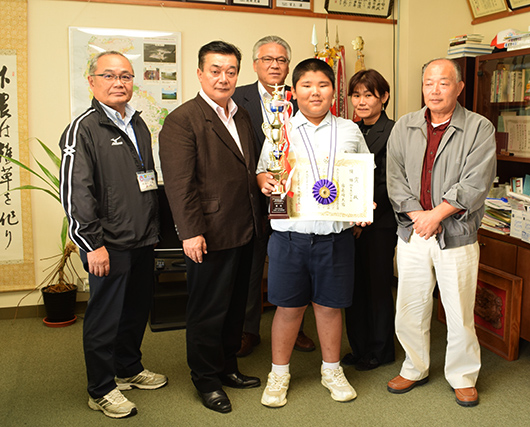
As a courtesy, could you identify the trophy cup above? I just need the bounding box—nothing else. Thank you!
[262,85,291,219]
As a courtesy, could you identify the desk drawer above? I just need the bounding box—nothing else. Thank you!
[478,234,517,274]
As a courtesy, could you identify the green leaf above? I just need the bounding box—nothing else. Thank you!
[8,185,61,204]
[34,158,60,192]
[0,155,51,187]
[61,216,68,252]
[35,138,61,170]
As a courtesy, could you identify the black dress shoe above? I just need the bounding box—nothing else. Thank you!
[220,372,261,389]
[355,357,381,371]
[341,352,361,366]
[198,389,231,413]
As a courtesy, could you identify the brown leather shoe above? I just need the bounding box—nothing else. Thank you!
[294,331,316,352]
[454,387,478,407]
[236,332,261,357]
[387,375,429,394]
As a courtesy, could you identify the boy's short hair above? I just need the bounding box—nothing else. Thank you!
[292,58,335,90]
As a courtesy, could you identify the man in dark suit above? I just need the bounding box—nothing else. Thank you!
[232,35,315,356]
[159,41,262,414]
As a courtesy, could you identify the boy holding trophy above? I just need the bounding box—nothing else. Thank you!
[256,58,371,407]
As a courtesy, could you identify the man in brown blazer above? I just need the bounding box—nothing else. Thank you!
[159,40,262,414]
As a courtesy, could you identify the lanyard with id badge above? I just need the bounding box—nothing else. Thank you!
[136,170,158,192]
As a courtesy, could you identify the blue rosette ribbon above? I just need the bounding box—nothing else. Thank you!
[312,179,337,205]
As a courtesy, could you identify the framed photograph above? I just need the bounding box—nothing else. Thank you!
[466,0,508,19]
[325,0,393,18]
[506,0,530,10]
[437,264,523,361]
[274,0,312,11]
[183,0,228,4]
[233,0,271,6]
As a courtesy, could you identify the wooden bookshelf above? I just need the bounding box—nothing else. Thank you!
[474,48,530,345]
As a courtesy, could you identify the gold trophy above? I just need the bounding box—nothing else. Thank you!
[262,85,291,219]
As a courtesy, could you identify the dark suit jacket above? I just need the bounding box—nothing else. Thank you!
[359,111,397,229]
[232,82,298,156]
[158,94,262,251]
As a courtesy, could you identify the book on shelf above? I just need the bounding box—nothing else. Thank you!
[447,52,489,59]
[447,46,492,54]
[481,208,511,235]
[449,34,484,43]
[511,177,524,194]
[449,41,491,47]
[490,70,525,102]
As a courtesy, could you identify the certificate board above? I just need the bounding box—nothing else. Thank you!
[287,153,374,222]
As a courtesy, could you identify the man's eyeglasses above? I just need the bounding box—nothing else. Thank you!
[256,56,289,65]
[91,73,135,83]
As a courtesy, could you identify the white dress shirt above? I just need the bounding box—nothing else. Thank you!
[199,89,243,156]
[257,110,370,235]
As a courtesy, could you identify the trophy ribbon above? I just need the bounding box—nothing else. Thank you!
[298,115,338,205]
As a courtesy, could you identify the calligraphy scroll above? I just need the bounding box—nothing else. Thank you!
[0,54,23,262]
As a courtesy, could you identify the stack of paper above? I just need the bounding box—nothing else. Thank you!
[447,34,493,58]
[481,198,511,235]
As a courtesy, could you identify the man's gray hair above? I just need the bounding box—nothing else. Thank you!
[88,51,133,75]
[252,36,292,62]
[422,58,462,83]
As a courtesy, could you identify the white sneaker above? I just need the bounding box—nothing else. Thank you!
[261,371,291,407]
[321,366,357,402]
[88,388,137,418]
[116,369,168,390]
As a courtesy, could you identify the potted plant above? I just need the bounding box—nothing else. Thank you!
[2,138,81,326]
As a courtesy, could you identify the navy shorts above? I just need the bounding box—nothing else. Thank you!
[267,230,355,309]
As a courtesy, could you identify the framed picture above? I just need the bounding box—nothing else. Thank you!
[506,0,530,10]
[232,0,271,6]
[183,0,228,4]
[437,264,523,361]
[325,0,393,18]
[274,0,312,11]
[466,0,508,19]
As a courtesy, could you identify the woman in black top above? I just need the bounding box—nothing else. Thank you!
[343,69,398,371]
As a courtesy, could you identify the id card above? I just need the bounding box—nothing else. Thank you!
[136,170,158,192]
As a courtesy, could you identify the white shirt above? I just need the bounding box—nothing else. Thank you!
[99,101,140,159]
[199,89,243,156]
[257,110,370,235]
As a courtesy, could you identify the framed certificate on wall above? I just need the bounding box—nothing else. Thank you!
[275,0,312,11]
[466,0,508,18]
[233,0,271,7]
[325,0,393,18]
[506,0,530,10]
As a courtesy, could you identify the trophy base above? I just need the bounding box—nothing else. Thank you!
[269,193,289,219]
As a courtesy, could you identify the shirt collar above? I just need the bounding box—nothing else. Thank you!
[99,101,135,125]
[199,88,238,119]
[425,108,451,131]
[292,110,333,129]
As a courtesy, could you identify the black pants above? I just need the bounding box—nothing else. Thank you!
[344,227,396,364]
[82,245,154,398]
[185,240,254,393]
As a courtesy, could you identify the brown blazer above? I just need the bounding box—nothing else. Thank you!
[159,94,262,252]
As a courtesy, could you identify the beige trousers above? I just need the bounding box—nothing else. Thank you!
[395,232,481,389]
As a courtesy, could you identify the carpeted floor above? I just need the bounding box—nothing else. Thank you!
[1,303,529,426]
